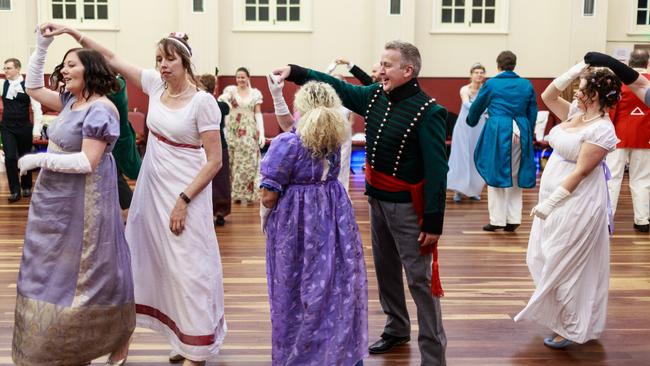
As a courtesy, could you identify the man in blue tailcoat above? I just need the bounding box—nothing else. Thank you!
[467,50,538,232]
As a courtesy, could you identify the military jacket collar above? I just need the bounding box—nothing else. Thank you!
[385,78,421,103]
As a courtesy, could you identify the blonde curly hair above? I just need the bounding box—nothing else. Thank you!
[294,82,348,159]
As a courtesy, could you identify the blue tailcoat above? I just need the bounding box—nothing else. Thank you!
[467,71,538,188]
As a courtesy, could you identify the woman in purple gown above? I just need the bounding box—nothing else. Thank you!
[260,81,368,366]
[12,26,134,365]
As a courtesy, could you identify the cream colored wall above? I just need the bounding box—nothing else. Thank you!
[0,0,39,69]
[215,0,380,76]
[414,0,609,78]
[1,0,643,79]
[606,0,650,58]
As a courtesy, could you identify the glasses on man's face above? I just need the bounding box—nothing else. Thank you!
[3,67,14,71]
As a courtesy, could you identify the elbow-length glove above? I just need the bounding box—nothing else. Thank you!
[255,112,266,148]
[18,152,92,175]
[585,52,639,85]
[25,26,54,89]
[266,74,290,116]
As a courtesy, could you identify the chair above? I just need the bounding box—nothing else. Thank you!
[533,111,553,171]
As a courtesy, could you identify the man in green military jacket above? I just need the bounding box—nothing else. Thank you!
[107,75,142,209]
[273,41,448,365]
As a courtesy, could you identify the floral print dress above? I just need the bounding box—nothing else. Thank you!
[219,85,263,202]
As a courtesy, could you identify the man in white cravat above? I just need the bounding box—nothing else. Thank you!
[1,58,43,202]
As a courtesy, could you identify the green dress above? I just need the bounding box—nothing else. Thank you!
[108,76,142,179]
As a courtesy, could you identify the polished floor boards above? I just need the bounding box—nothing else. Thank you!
[0,171,648,365]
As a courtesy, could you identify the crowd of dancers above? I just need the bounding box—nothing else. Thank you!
[1,20,645,366]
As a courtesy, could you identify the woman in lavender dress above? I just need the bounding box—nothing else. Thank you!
[260,81,368,366]
[12,27,134,365]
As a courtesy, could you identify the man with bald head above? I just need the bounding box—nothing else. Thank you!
[605,49,650,232]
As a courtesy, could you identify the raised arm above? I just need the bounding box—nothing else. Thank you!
[25,26,62,111]
[42,23,143,90]
[585,52,650,105]
[273,64,374,116]
[266,74,294,132]
[542,62,587,121]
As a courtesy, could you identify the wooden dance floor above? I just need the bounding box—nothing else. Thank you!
[0,171,648,365]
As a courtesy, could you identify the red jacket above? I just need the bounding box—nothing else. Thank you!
[609,72,650,149]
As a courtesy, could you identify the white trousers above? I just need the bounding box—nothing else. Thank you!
[606,148,650,225]
[488,135,522,226]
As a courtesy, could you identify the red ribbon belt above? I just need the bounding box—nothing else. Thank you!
[365,162,444,297]
[152,130,201,149]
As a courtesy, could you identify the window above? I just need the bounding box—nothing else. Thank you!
[234,0,312,32]
[0,0,11,11]
[637,0,649,25]
[193,0,204,12]
[390,0,401,15]
[52,0,77,19]
[432,0,508,33]
[82,0,109,20]
[583,0,595,16]
[47,0,117,29]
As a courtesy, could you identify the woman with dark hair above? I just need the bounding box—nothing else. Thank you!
[514,64,621,349]
[447,62,487,202]
[12,26,135,365]
[218,67,264,205]
[42,23,226,365]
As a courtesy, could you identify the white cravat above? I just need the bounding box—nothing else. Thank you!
[4,75,25,100]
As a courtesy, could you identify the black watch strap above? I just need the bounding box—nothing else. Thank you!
[179,192,191,204]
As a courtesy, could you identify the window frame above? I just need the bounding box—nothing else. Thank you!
[430,0,509,35]
[192,0,205,13]
[43,0,119,31]
[631,0,650,34]
[233,0,312,33]
[0,0,12,12]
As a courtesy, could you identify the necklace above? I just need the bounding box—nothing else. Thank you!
[581,113,601,123]
[166,84,191,98]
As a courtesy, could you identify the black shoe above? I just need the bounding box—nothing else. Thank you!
[8,193,20,203]
[21,188,31,198]
[634,224,649,233]
[504,223,520,232]
[215,215,226,226]
[483,224,505,231]
[368,334,410,354]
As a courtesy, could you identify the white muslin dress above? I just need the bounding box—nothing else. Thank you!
[125,69,227,360]
[447,85,486,197]
[514,110,617,344]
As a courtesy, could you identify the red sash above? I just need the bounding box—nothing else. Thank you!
[152,130,201,149]
[365,162,444,297]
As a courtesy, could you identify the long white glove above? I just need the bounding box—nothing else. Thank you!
[255,112,265,148]
[18,152,92,176]
[266,74,290,116]
[552,61,588,92]
[25,26,54,89]
[530,186,571,219]
[260,204,272,234]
